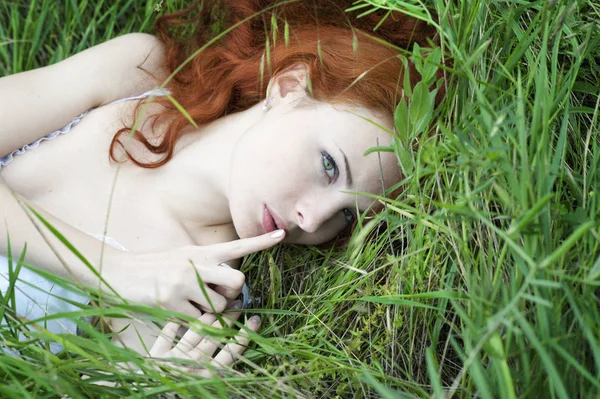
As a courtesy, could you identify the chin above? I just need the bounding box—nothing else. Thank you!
[229,206,252,239]
[233,225,251,239]
[232,219,259,239]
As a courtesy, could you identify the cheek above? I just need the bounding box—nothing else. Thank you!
[261,152,318,201]
[235,129,310,181]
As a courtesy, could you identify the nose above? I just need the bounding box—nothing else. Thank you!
[295,194,342,234]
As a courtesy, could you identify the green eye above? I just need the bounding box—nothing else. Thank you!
[323,156,334,172]
[322,151,337,181]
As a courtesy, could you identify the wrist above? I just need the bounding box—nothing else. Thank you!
[83,246,127,290]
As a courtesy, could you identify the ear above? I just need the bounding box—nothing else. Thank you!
[266,63,310,107]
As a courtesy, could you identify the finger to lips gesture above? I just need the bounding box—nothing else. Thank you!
[114,230,285,318]
[149,300,262,378]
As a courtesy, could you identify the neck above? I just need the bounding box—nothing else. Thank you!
[151,102,265,228]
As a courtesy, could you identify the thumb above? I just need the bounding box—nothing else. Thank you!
[214,229,285,261]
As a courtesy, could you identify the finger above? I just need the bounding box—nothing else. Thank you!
[188,285,229,313]
[211,315,261,368]
[174,313,218,354]
[214,282,243,300]
[214,263,243,299]
[150,321,180,357]
[189,302,244,361]
[220,301,244,325]
[201,268,246,297]
[187,266,245,303]
[177,301,205,319]
[212,230,286,261]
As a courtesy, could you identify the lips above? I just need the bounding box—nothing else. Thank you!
[262,206,277,233]
[262,205,287,233]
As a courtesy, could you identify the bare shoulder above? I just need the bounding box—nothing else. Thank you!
[87,33,168,105]
[0,33,168,158]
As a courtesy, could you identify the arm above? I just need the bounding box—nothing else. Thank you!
[0,177,125,288]
[0,178,285,316]
[0,33,167,157]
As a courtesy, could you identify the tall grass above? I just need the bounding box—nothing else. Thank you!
[1,0,599,397]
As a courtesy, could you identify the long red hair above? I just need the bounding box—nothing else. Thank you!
[110,0,438,167]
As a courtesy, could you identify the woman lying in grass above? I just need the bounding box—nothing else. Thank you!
[0,0,436,375]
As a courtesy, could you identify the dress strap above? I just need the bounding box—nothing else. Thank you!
[0,88,169,169]
[106,88,170,105]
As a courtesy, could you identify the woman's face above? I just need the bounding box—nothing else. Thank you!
[228,100,401,245]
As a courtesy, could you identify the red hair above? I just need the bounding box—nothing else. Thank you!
[110,0,438,168]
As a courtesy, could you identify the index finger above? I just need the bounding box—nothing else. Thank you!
[212,229,285,261]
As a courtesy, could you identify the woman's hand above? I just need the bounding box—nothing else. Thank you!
[148,300,261,378]
[104,230,285,317]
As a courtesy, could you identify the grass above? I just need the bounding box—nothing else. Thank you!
[1,0,600,397]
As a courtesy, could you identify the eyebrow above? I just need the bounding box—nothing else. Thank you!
[339,148,353,187]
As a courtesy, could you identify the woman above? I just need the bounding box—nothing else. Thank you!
[0,0,436,374]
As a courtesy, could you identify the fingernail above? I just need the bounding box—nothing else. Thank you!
[271,229,284,238]
[249,315,261,324]
[231,300,243,310]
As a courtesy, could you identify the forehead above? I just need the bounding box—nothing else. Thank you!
[304,102,393,146]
